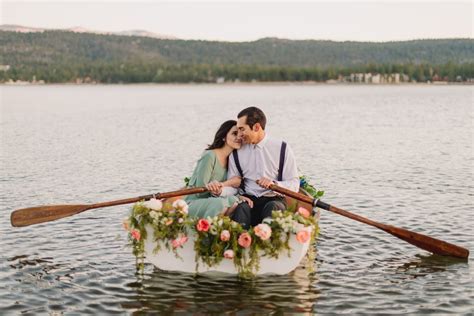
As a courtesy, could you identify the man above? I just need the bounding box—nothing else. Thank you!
[214,106,300,229]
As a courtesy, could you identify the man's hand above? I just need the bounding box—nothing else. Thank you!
[206,180,223,196]
[256,177,275,189]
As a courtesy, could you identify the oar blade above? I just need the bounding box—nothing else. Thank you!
[385,225,469,259]
[11,205,91,227]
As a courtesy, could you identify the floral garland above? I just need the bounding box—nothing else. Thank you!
[124,178,323,277]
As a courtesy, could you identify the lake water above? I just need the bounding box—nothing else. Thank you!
[1,84,473,314]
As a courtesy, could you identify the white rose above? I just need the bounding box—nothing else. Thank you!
[262,218,273,225]
[172,199,189,214]
[144,198,163,211]
[209,225,218,235]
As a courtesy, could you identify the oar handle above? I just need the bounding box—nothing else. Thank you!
[269,184,318,206]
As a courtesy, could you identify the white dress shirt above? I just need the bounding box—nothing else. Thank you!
[224,134,299,197]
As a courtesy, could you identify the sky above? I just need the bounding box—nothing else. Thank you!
[1,0,473,42]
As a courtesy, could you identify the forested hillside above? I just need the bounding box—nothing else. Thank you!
[1,31,473,83]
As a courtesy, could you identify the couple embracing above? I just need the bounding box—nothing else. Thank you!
[185,107,299,229]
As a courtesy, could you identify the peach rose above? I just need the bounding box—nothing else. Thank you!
[296,229,310,244]
[238,232,252,248]
[172,235,188,248]
[131,229,141,241]
[165,218,173,226]
[254,223,272,241]
[297,207,311,219]
[224,249,234,259]
[122,218,130,231]
[220,230,230,241]
[196,219,210,232]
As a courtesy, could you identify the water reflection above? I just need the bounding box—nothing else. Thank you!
[7,255,76,287]
[394,253,467,277]
[123,264,320,314]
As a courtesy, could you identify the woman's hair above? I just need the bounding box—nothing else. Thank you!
[207,120,237,150]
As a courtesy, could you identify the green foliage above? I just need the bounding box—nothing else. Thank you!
[300,176,324,200]
[1,31,473,83]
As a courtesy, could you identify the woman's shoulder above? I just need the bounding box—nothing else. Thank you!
[201,149,216,159]
[197,149,217,164]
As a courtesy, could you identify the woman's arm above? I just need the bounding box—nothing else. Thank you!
[221,176,241,188]
[188,152,215,198]
[208,176,241,196]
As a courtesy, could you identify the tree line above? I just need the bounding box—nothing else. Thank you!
[1,31,473,83]
[1,62,473,83]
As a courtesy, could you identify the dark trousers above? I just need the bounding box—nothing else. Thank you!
[231,195,287,230]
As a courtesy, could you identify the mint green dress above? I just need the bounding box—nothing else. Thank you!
[185,150,239,218]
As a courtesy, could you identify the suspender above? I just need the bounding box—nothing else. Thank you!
[232,150,246,191]
[278,141,287,181]
[232,141,287,192]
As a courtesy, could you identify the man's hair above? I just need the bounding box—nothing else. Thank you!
[237,107,266,130]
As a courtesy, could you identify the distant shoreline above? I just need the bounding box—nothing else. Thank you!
[2,81,473,86]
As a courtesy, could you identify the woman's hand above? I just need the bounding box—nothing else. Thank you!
[206,180,223,196]
[239,196,254,208]
[223,196,254,217]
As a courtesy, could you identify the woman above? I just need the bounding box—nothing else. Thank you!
[185,120,248,218]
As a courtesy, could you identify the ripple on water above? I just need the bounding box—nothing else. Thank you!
[1,85,473,314]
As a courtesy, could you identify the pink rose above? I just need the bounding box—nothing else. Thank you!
[254,223,272,241]
[171,238,180,248]
[297,207,311,219]
[238,232,252,248]
[196,219,210,232]
[296,229,310,244]
[220,230,230,241]
[180,235,188,244]
[224,249,234,259]
[172,235,189,248]
[131,229,141,241]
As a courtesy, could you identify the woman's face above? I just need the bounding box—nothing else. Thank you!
[226,126,241,150]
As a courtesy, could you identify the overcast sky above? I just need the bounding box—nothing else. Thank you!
[1,0,473,42]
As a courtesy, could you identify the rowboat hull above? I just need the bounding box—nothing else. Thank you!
[142,194,318,275]
[144,225,313,275]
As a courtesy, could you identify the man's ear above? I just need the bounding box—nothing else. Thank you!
[253,123,261,132]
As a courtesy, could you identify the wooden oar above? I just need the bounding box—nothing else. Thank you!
[11,187,207,228]
[270,184,469,259]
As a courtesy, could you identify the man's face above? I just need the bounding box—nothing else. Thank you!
[237,116,257,144]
